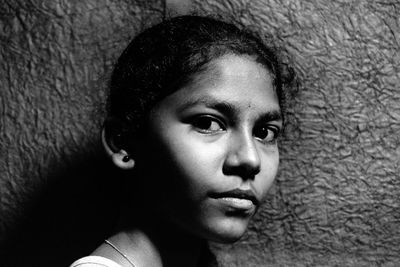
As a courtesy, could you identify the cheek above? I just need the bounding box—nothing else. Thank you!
[145,119,226,190]
[256,148,279,197]
[167,135,226,189]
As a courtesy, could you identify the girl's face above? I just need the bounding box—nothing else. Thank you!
[143,54,282,243]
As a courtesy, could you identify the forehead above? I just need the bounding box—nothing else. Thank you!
[182,55,279,110]
[212,55,270,81]
[152,54,281,118]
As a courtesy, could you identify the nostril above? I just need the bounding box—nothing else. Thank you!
[245,162,261,177]
[222,164,259,180]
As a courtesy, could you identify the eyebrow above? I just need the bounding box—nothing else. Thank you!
[178,96,282,122]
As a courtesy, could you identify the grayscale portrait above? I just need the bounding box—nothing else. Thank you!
[1,1,399,266]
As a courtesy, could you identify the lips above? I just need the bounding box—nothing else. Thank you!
[209,189,260,209]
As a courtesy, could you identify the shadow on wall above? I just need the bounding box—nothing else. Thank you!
[2,146,122,267]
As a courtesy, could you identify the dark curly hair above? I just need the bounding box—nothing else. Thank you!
[105,15,296,153]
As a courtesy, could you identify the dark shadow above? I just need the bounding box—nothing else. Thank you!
[1,145,123,267]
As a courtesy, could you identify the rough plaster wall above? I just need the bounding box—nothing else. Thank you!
[191,0,400,266]
[0,1,163,266]
[1,0,400,266]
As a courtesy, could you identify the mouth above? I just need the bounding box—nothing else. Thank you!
[209,189,259,211]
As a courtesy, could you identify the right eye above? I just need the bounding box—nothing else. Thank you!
[191,116,225,134]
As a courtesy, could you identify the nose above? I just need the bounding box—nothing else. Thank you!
[223,131,261,179]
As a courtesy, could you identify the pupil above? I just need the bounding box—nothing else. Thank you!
[197,117,211,129]
[257,127,268,139]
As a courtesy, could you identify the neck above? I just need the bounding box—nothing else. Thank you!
[113,213,205,267]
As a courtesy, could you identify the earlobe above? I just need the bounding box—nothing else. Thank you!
[111,150,135,170]
[101,128,135,170]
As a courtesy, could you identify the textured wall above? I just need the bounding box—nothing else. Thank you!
[1,0,400,266]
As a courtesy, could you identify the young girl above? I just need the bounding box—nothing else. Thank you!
[71,15,295,267]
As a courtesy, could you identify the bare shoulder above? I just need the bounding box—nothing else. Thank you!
[70,255,122,267]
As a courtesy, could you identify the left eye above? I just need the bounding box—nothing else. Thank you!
[191,116,225,133]
[254,125,279,143]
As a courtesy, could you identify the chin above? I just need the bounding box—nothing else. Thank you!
[204,216,250,244]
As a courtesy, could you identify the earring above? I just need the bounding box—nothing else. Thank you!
[112,150,135,170]
[122,155,130,162]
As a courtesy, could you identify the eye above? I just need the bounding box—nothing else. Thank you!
[254,125,280,143]
[191,116,225,134]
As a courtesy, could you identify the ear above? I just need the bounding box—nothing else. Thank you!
[101,127,135,170]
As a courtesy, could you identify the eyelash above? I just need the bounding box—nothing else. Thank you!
[191,115,226,134]
[253,125,280,144]
[190,115,281,143]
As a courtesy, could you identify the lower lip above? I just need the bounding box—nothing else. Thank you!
[217,197,255,210]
